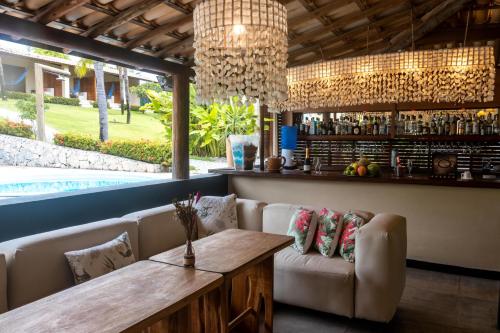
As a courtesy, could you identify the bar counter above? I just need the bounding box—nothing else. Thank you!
[210,169,500,189]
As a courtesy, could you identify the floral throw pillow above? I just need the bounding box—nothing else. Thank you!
[339,212,367,263]
[195,194,238,238]
[64,232,136,285]
[314,208,344,257]
[287,209,317,254]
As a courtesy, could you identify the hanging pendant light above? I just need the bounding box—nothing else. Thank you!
[193,0,288,106]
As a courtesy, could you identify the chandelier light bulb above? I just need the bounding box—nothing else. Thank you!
[232,24,246,36]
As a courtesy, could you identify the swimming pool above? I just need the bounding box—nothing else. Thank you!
[0,178,154,198]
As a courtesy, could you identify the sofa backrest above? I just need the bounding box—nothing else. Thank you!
[263,203,374,235]
[0,253,6,314]
[0,218,138,309]
[123,198,267,260]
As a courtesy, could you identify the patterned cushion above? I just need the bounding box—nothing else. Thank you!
[196,194,238,238]
[287,209,317,254]
[339,212,367,263]
[314,208,344,257]
[64,232,136,284]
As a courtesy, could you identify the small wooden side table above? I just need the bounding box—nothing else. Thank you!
[0,261,223,333]
[150,229,294,333]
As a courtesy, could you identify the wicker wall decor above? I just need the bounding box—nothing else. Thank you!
[193,0,288,106]
[280,47,496,111]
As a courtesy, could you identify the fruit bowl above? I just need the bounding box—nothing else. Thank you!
[343,158,381,177]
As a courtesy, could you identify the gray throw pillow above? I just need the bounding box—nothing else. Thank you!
[65,232,136,284]
[195,194,238,238]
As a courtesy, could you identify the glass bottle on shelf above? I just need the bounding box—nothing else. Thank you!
[303,147,311,173]
[361,116,368,135]
[493,114,499,135]
[417,114,423,135]
[346,117,353,135]
[335,118,341,135]
[437,114,444,136]
[327,118,333,135]
[486,113,493,135]
[412,115,418,134]
[444,113,450,136]
[457,115,464,135]
[380,116,387,136]
[373,116,379,136]
[449,115,456,136]
[423,122,430,135]
[465,114,472,135]
[366,116,373,135]
[353,120,361,135]
[472,114,479,135]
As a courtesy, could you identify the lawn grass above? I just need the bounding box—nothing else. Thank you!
[0,99,166,142]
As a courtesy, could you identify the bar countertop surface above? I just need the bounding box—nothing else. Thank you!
[210,169,500,189]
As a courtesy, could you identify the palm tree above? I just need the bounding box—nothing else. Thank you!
[93,61,108,141]
[74,58,108,141]
[118,66,131,124]
[0,57,6,100]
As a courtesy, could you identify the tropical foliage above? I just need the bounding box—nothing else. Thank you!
[140,86,258,157]
[130,82,162,101]
[33,48,70,60]
[73,59,94,78]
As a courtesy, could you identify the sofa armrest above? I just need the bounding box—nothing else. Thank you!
[0,253,7,313]
[236,199,267,232]
[354,213,407,322]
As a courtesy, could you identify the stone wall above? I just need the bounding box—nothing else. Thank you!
[0,134,162,173]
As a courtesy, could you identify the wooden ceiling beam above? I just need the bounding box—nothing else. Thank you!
[154,35,194,58]
[288,0,439,60]
[288,0,351,28]
[0,13,188,75]
[31,0,91,24]
[384,0,472,52]
[82,0,164,38]
[289,0,407,47]
[162,0,193,15]
[126,15,192,49]
[415,24,500,46]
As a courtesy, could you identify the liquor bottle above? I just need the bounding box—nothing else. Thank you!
[423,122,430,135]
[417,114,423,135]
[437,115,444,135]
[465,114,472,135]
[380,116,387,135]
[486,113,493,135]
[327,119,333,135]
[353,121,361,135]
[361,116,368,135]
[366,116,373,135]
[347,117,353,135]
[444,113,450,136]
[299,120,305,135]
[457,115,464,135]
[493,114,499,135]
[303,147,311,173]
[373,117,379,135]
[412,115,418,134]
[449,115,456,136]
[335,118,341,135]
[480,116,486,136]
[472,114,479,135]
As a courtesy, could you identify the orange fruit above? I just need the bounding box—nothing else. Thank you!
[357,166,367,176]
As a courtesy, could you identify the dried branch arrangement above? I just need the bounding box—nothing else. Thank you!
[173,192,200,242]
[280,47,496,111]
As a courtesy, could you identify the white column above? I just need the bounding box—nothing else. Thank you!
[62,65,70,98]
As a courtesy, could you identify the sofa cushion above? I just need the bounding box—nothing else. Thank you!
[236,199,267,232]
[274,247,355,318]
[314,208,344,257]
[196,194,238,238]
[0,254,6,314]
[287,209,317,254]
[65,232,136,284]
[339,212,367,263]
[123,204,186,260]
[263,203,374,236]
[0,218,138,309]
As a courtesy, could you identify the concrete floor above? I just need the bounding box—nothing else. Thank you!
[273,267,499,333]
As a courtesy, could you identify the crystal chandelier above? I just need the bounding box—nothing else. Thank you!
[193,0,288,106]
[282,47,496,111]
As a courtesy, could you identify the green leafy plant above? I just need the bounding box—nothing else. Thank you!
[45,96,80,106]
[33,48,69,60]
[130,82,162,101]
[53,133,171,165]
[0,119,34,138]
[74,59,94,78]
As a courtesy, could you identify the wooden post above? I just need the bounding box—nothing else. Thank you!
[259,104,267,171]
[34,63,46,142]
[0,57,6,100]
[172,73,190,179]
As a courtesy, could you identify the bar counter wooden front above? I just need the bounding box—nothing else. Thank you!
[150,229,294,333]
[0,261,223,333]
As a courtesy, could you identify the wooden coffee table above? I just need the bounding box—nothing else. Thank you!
[0,260,223,333]
[150,229,294,333]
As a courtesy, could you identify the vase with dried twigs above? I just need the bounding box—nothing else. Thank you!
[173,192,200,267]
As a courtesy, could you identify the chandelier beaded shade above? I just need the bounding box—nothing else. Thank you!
[282,47,496,111]
[193,0,288,105]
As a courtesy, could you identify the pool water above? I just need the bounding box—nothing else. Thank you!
[0,178,153,197]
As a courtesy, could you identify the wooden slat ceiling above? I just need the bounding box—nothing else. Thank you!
[0,0,499,68]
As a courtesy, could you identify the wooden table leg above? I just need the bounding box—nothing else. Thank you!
[261,256,274,333]
[219,279,231,333]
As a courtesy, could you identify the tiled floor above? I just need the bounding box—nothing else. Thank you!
[273,267,499,333]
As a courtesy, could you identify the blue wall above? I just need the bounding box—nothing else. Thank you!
[0,174,228,242]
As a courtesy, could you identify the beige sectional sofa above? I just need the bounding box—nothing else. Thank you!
[0,198,406,323]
